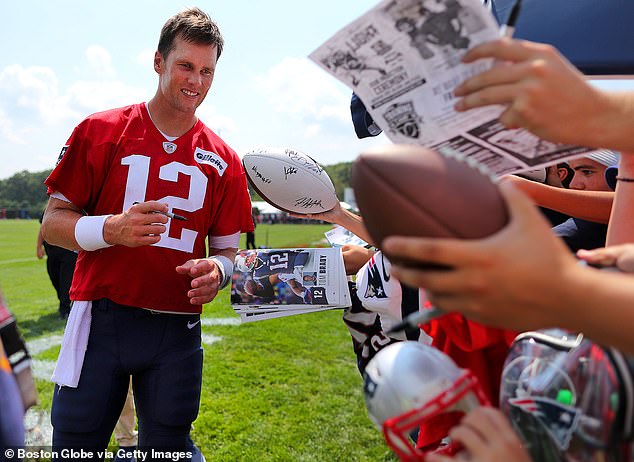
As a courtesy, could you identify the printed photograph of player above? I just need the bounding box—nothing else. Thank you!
[231,249,321,306]
[321,49,387,87]
[388,0,486,66]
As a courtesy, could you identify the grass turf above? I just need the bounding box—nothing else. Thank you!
[0,219,396,461]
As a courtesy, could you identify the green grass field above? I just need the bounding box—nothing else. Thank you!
[0,220,395,461]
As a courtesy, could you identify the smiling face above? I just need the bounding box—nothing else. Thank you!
[154,35,217,117]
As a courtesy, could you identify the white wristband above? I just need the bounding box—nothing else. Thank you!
[74,215,113,251]
[210,255,234,290]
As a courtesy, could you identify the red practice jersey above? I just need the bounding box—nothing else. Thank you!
[417,316,516,451]
[45,103,253,313]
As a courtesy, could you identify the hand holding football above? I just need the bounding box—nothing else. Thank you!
[352,144,509,267]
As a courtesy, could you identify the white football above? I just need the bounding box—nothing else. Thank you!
[243,147,338,214]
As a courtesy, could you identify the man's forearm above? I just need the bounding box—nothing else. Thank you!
[594,92,634,153]
[336,209,374,246]
[558,265,634,356]
[41,203,84,251]
[504,176,613,223]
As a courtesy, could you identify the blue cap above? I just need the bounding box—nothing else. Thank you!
[350,93,382,139]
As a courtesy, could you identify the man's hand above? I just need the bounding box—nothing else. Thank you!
[289,201,346,224]
[426,407,532,462]
[36,231,46,259]
[578,244,634,273]
[454,38,616,148]
[341,244,376,275]
[176,258,223,305]
[290,202,374,246]
[103,201,169,247]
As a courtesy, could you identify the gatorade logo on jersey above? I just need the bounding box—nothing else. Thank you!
[194,147,227,176]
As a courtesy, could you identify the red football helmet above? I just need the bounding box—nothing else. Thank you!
[363,341,490,461]
[235,251,258,272]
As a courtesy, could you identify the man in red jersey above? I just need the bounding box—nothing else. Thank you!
[41,8,253,460]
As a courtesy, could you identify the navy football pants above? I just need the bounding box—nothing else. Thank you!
[51,299,203,461]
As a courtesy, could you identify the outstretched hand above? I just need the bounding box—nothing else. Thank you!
[290,201,374,246]
[577,244,634,273]
[176,258,223,305]
[288,200,345,224]
[454,38,615,149]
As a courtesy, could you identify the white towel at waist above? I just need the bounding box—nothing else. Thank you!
[51,300,92,388]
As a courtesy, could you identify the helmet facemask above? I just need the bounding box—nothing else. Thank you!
[364,342,490,461]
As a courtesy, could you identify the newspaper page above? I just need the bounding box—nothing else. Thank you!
[309,0,593,177]
[231,248,351,322]
[324,225,369,248]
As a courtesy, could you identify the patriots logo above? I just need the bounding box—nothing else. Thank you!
[163,142,177,154]
[509,396,581,450]
[363,254,390,299]
[363,372,378,399]
[383,101,421,139]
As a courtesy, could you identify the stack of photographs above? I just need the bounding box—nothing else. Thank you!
[231,248,351,322]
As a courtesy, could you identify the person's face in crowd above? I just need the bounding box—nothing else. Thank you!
[568,158,612,191]
[155,34,218,116]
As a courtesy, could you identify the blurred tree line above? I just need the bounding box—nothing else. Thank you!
[0,161,353,219]
[0,170,52,218]
[324,162,352,199]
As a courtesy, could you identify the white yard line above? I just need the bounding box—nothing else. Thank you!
[201,317,241,326]
[0,257,38,265]
[27,334,63,355]
[201,333,223,345]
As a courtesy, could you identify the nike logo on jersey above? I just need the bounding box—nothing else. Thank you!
[194,147,227,176]
[187,320,201,329]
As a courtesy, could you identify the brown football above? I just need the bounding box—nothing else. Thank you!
[352,144,509,268]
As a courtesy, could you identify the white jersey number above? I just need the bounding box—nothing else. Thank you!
[121,155,207,253]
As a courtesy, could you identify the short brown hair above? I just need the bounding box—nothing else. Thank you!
[157,7,224,61]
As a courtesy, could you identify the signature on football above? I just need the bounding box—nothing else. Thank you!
[286,150,323,174]
[251,165,272,184]
[294,197,325,209]
[284,166,298,180]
